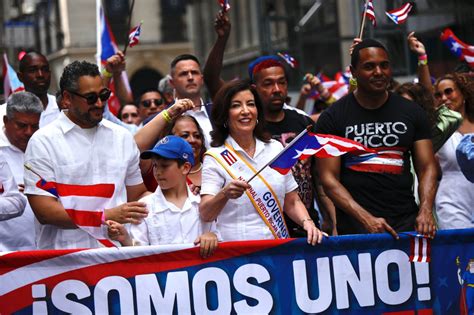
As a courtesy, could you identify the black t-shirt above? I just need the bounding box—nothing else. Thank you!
[265,108,319,234]
[315,93,431,231]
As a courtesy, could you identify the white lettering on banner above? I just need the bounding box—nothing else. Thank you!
[333,254,375,309]
[94,276,134,314]
[345,121,408,147]
[33,250,431,313]
[192,267,232,314]
[51,280,93,315]
[233,264,273,314]
[135,272,191,314]
[292,250,431,313]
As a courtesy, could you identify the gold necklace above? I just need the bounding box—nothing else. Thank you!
[189,162,203,174]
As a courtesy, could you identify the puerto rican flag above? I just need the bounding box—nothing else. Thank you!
[345,147,405,175]
[385,2,413,25]
[277,52,298,68]
[440,28,474,69]
[98,7,132,116]
[218,0,230,12]
[2,53,25,99]
[408,233,431,263]
[364,0,377,27]
[270,130,376,175]
[36,179,116,247]
[221,150,237,166]
[128,22,142,48]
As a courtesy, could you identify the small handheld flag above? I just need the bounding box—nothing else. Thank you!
[364,0,377,27]
[218,0,230,12]
[128,21,142,48]
[2,53,25,99]
[277,52,298,68]
[385,2,413,25]
[440,28,474,68]
[247,127,376,183]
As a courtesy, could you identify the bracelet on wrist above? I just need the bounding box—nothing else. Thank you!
[101,68,113,78]
[418,54,428,61]
[161,109,173,123]
[418,59,428,66]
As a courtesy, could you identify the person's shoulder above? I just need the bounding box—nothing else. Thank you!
[388,92,425,113]
[101,119,134,137]
[267,138,284,150]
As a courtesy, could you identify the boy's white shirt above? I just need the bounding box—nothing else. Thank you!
[129,185,219,245]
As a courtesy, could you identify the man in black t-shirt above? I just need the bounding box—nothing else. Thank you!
[249,57,322,236]
[315,39,437,238]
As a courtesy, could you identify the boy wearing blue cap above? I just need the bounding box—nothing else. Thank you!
[107,135,218,258]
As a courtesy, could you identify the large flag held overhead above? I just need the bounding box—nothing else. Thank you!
[385,2,413,25]
[364,0,377,27]
[2,53,25,99]
[269,128,376,175]
[98,7,132,115]
[440,28,474,68]
[35,177,116,248]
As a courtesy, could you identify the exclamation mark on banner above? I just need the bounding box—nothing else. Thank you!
[414,262,431,301]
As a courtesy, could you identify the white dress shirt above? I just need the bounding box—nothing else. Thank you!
[24,112,143,249]
[0,151,26,222]
[0,130,37,251]
[201,136,298,241]
[130,185,214,245]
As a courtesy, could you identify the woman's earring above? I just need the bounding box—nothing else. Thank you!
[223,122,227,128]
[256,119,259,125]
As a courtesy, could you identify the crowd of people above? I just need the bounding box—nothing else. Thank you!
[1,10,473,256]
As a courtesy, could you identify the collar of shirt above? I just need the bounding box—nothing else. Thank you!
[43,94,59,115]
[57,111,109,134]
[226,135,266,159]
[0,128,22,153]
[151,184,200,213]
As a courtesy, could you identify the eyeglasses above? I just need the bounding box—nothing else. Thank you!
[434,87,455,100]
[122,113,138,119]
[141,99,164,108]
[68,88,111,105]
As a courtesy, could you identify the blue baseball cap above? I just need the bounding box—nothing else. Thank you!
[140,135,195,166]
[456,133,474,183]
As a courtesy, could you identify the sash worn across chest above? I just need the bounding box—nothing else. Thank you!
[205,142,289,239]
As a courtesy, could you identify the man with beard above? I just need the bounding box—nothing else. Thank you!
[315,39,437,238]
[1,52,60,129]
[24,61,149,249]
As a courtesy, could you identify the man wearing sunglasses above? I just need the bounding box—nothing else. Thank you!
[24,60,149,249]
[136,88,166,126]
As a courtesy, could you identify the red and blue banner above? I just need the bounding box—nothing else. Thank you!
[1,229,473,314]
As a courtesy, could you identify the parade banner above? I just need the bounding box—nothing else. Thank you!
[1,229,473,314]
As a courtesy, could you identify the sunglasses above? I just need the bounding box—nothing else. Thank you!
[141,99,164,108]
[122,112,138,119]
[68,89,111,105]
[434,87,454,100]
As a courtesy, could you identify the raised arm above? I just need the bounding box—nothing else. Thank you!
[102,51,133,105]
[203,11,231,99]
[317,156,399,238]
[407,32,433,93]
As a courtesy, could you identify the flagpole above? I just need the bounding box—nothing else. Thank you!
[246,125,312,184]
[122,0,136,55]
[96,0,102,68]
[358,0,369,39]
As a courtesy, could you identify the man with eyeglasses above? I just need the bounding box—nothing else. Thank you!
[24,60,149,249]
[0,51,60,130]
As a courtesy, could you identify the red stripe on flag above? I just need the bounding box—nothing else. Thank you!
[65,209,103,227]
[98,239,116,248]
[55,182,114,198]
[425,238,431,263]
[410,236,415,261]
[417,238,424,262]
